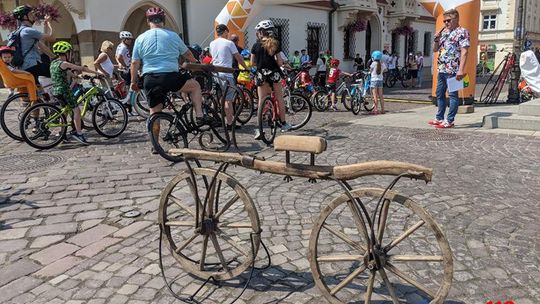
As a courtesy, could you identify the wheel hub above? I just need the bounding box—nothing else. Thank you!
[364,246,388,270]
[198,217,218,236]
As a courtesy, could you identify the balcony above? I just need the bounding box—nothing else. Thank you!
[337,0,378,13]
[387,0,419,19]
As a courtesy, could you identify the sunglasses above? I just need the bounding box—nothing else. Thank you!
[443,18,454,23]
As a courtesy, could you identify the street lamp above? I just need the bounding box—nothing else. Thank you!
[507,0,525,103]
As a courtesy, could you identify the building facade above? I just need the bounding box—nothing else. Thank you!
[0,0,436,74]
[479,0,540,71]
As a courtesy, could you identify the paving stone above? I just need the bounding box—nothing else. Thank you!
[0,239,28,252]
[30,235,65,248]
[80,219,102,231]
[33,206,69,216]
[75,237,122,258]
[28,223,78,237]
[56,197,91,206]
[34,256,83,278]
[116,284,139,295]
[0,227,28,240]
[141,263,161,276]
[74,210,107,221]
[30,242,80,265]
[45,214,75,225]
[49,274,69,285]
[93,193,127,203]
[0,276,42,302]
[116,265,140,277]
[9,218,42,228]
[112,221,153,238]
[0,259,41,286]
[66,224,118,247]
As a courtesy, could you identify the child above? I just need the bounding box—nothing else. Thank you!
[237,49,252,87]
[50,41,100,145]
[370,51,387,114]
[0,45,33,97]
[297,62,314,95]
[326,58,352,111]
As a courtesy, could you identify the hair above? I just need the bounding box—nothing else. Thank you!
[443,8,459,19]
[261,31,279,56]
[375,60,381,75]
[100,40,114,52]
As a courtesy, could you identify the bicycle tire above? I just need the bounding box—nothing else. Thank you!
[257,96,277,145]
[386,76,396,88]
[341,89,352,110]
[20,103,67,150]
[480,56,506,104]
[363,94,375,112]
[234,87,254,125]
[92,98,128,138]
[148,112,187,162]
[133,90,150,118]
[351,95,361,115]
[0,93,33,141]
[312,91,329,112]
[287,93,312,131]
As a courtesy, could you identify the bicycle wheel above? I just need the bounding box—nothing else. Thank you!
[480,58,506,104]
[400,72,410,88]
[148,112,187,163]
[341,89,352,111]
[351,95,362,115]
[362,94,375,112]
[257,96,277,145]
[81,92,101,130]
[386,75,397,88]
[92,98,128,138]
[312,91,329,112]
[20,103,67,150]
[133,90,150,118]
[309,188,453,304]
[235,87,253,125]
[0,93,33,141]
[287,93,312,131]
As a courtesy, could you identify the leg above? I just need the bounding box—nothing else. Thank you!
[72,107,82,133]
[180,79,204,117]
[378,87,385,113]
[447,90,460,124]
[330,92,336,107]
[435,73,448,121]
[272,82,286,122]
[371,88,379,112]
[150,103,164,143]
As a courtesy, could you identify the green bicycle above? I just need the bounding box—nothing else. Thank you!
[19,75,128,149]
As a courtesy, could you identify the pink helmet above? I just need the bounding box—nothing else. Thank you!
[146,7,165,18]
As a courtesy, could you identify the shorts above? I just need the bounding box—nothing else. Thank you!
[255,69,282,86]
[143,71,191,108]
[120,69,131,85]
[370,80,383,88]
[215,73,236,100]
[25,61,51,85]
[54,92,78,108]
[326,83,337,93]
[408,69,418,78]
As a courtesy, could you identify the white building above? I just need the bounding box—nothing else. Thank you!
[0,0,436,74]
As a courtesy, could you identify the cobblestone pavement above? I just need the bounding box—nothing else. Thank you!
[0,99,539,304]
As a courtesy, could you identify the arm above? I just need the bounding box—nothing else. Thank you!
[456,47,469,80]
[181,49,198,63]
[234,53,248,70]
[115,52,128,69]
[130,60,141,91]
[41,16,55,43]
[250,54,256,68]
[60,61,98,74]
[37,41,54,59]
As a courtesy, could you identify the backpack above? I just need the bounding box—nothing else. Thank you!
[7,27,37,68]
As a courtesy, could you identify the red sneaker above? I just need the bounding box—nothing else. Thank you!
[435,121,454,129]
[428,119,443,125]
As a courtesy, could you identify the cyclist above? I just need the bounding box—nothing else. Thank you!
[237,50,252,88]
[130,7,209,152]
[326,58,352,111]
[11,5,55,84]
[49,41,100,145]
[116,31,133,86]
[209,24,248,130]
[370,51,387,114]
[251,19,291,139]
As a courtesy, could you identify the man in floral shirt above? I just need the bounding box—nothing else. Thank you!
[429,8,470,129]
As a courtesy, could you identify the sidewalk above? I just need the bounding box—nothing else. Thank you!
[349,103,540,137]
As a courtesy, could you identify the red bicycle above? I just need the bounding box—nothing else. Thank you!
[480,52,516,104]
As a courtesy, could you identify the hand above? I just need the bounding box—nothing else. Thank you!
[44,15,52,23]
[130,83,140,92]
[456,71,466,81]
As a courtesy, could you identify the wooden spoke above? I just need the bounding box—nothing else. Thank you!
[220,221,252,229]
[330,264,368,296]
[322,223,366,254]
[346,201,370,250]
[364,271,375,304]
[210,233,230,273]
[215,194,240,219]
[388,255,444,262]
[165,220,195,227]
[169,195,197,217]
[385,262,435,299]
[205,179,218,217]
[317,255,364,262]
[175,234,198,254]
[378,267,400,304]
[376,199,391,244]
[216,229,249,257]
[199,235,209,271]
[385,220,425,251]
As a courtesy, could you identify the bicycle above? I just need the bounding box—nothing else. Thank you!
[312,76,354,112]
[350,72,375,115]
[158,134,454,304]
[103,72,150,117]
[19,75,128,149]
[480,52,515,104]
[385,66,410,88]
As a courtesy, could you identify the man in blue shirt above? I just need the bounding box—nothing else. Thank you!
[300,49,310,65]
[130,7,206,124]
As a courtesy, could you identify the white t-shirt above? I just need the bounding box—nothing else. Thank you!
[209,37,238,69]
[370,61,387,81]
[115,43,131,68]
[388,57,397,69]
[99,54,114,78]
[382,54,391,68]
[316,58,326,72]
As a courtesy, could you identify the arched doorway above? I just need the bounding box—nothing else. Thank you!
[364,14,382,63]
[122,2,180,38]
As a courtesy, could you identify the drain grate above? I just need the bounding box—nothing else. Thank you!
[0,154,64,172]
[411,130,460,141]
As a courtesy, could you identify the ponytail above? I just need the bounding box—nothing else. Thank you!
[376,60,381,75]
[262,37,279,56]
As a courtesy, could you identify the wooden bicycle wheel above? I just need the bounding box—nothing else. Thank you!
[159,168,261,281]
[309,188,453,304]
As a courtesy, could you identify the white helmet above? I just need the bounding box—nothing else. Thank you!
[255,20,274,31]
[119,31,133,39]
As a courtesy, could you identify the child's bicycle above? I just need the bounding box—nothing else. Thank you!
[350,72,375,115]
[312,76,354,112]
[19,75,128,149]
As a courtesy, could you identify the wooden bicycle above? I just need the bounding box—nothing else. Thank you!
[158,135,453,303]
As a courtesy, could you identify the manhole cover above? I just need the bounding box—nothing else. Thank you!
[0,154,64,172]
[123,210,141,218]
[411,130,460,141]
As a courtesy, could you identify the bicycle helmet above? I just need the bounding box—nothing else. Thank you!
[255,20,274,31]
[330,58,340,66]
[0,46,15,54]
[13,5,33,20]
[52,41,73,54]
[241,49,251,58]
[146,7,165,18]
[372,50,383,60]
[119,31,133,39]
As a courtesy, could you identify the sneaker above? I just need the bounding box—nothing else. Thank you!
[151,147,159,155]
[71,133,89,145]
[428,119,443,125]
[254,130,262,140]
[195,115,211,126]
[435,121,454,129]
[281,122,292,132]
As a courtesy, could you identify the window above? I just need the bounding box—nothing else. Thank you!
[270,18,290,56]
[483,15,496,30]
[424,32,432,56]
[307,25,321,63]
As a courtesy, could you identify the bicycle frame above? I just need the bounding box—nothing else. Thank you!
[45,86,97,128]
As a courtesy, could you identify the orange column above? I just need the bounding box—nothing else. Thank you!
[214,0,260,46]
[419,0,480,103]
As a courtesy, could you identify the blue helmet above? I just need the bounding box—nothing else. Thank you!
[372,50,382,60]
[241,49,251,58]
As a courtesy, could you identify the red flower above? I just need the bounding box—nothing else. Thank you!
[33,4,61,21]
[0,12,17,30]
